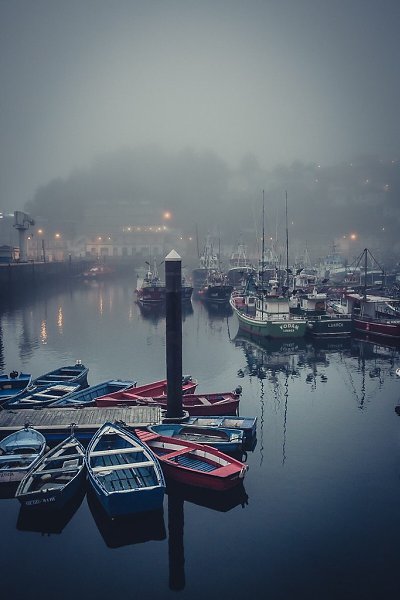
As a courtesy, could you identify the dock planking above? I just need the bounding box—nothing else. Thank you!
[0,406,163,439]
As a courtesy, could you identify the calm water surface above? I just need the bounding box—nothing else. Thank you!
[1,278,399,600]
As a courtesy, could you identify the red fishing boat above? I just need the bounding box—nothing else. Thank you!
[96,388,241,415]
[135,429,248,491]
[95,376,197,407]
[345,293,400,340]
[345,248,400,340]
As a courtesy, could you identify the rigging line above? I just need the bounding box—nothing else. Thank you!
[282,367,289,466]
[259,379,265,467]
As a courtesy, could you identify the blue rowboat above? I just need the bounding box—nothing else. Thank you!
[147,423,244,453]
[86,422,165,518]
[0,427,46,483]
[32,361,89,388]
[49,379,137,407]
[3,383,81,409]
[0,372,32,405]
[185,416,257,442]
[16,435,86,510]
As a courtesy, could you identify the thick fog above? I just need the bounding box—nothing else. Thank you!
[1,1,399,258]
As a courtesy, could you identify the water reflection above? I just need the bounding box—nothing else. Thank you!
[0,320,4,371]
[87,489,166,548]
[167,480,249,513]
[166,481,249,591]
[17,485,86,535]
[233,331,400,414]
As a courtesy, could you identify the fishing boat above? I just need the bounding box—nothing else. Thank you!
[147,423,244,453]
[180,271,194,303]
[0,371,32,405]
[0,427,46,483]
[86,422,165,517]
[348,293,400,339]
[135,259,166,307]
[97,389,241,416]
[16,435,86,509]
[192,234,219,292]
[136,429,248,491]
[306,313,353,337]
[230,292,307,339]
[200,270,233,305]
[4,383,81,409]
[227,241,253,288]
[49,379,137,407]
[185,415,257,442]
[345,248,400,340]
[95,375,197,407]
[32,361,89,388]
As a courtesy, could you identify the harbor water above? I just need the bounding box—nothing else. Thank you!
[0,277,399,600]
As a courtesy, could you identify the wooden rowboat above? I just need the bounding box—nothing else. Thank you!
[136,429,248,491]
[86,422,165,517]
[95,376,197,406]
[147,423,244,453]
[0,426,47,483]
[96,389,241,416]
[32,361,89,388]
[49,379,137,407]
[0,372,32,406]
[16,435,86,509]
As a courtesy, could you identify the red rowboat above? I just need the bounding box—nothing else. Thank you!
[95,376,197,407]
[96,389,241,416]
[135,429,248,491]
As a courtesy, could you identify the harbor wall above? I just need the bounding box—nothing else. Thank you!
[0,259,93,296]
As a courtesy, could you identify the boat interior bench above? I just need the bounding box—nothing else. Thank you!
[92,449,158,490]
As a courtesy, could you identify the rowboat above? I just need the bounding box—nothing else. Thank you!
[147,423,244,453]
[136,429,248,491]
[95,375,198,407]
[0,371,32,405]
[86,422,165,517]
[3,383,81,409]
[49,379,137,407]
[97,390,241,416]
[185,416,257,442]
[0,427,47,483]
[32,361,89,388]
[16,435,86,509]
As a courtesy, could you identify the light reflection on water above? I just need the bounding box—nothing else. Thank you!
[0,278,399,599]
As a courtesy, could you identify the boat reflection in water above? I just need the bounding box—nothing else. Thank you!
[16,485,86,535]
[87,488,166,548]
[137,300,193,322]
[167,480,249,513]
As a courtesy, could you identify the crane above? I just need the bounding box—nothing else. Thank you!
[13,211,35,261]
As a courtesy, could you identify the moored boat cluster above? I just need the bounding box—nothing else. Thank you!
[0,362,257,518]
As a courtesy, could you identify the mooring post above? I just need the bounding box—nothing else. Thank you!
[165,249,183,419]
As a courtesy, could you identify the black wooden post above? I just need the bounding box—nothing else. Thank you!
[165,250,183,419]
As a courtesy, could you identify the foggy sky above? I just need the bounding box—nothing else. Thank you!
[1,0,399,211]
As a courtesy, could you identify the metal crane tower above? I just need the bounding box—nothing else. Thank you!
[13,211,35,261]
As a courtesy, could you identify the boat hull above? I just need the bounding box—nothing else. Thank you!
[307,315,353,337]
[0,373,32,405]
[86,423,165,518]
[352,316,400,339]
[18,469,85,510]
[234,310,307,339]
[148,424,244,453]
[136,431,248,491]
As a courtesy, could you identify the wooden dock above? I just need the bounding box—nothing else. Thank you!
[0,405,163,439]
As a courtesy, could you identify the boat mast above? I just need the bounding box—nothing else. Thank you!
[363,248,368,301]
[261,190,265,289]
[285,191,289,290]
